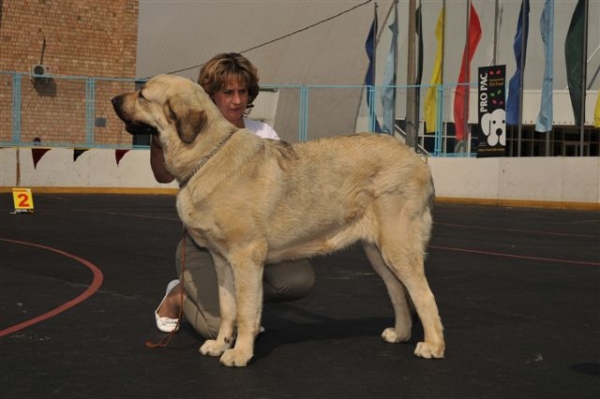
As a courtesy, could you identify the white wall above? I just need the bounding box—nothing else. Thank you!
[1,148,598,209]
[0,148,176,191]
[427,156,600,208]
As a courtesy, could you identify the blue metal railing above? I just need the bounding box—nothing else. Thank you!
[1,71,473,156]
[85,78,95,144]
[11,73,21,143]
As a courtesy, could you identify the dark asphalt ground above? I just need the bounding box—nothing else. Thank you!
[1,193,598,399]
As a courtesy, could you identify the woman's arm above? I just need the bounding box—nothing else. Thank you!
[150,136,175,183]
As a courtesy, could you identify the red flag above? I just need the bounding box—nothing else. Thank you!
[453,4,482,141]
[115,149,130,165]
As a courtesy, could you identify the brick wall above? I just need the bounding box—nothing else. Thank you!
[0,0,139,146]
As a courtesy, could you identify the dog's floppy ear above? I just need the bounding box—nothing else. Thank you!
[481,113,491,136]
[164,95,206,144]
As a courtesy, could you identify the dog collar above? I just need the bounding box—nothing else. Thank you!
[178,132,236,189]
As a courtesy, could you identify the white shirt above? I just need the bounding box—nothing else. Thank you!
[243,117,279,140]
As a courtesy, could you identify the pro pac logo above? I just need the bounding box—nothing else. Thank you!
[477,66,506,157]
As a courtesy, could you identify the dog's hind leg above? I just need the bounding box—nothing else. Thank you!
[363,242,412,342]
[376,200,445,359]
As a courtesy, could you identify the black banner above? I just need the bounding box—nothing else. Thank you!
[477,65,507,157]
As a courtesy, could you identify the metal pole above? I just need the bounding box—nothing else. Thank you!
[579,0,589,156]
[435,0,446,155]
[517,0,526,157]
[462,0,470,154]
[372,2,377,91]
[368,2,378,132]
[406,0,417,149]
[493,0,499,66]
[441,0,445,85]
[414,0,420,141]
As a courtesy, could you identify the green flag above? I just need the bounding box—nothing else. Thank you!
[564,0,585,126]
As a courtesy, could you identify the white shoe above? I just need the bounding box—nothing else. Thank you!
[154,279,181,333]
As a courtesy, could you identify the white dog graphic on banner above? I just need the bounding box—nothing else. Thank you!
[481,109,506,147]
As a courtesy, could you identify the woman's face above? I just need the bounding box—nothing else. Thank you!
[212,76,249,128]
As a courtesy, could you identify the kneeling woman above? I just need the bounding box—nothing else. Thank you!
[150,52,315,337]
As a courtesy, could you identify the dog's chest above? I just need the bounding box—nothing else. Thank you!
[175,189,241,249]
[176,192,211,240]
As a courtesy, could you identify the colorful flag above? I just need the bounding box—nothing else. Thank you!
[381,3,398,135]
[364,15,377,89]
[535,0,554,132]
[414,2,424,136]
[507,0,530,126]
[424,6,445,133]
[565,0,585,126]
[415,3,423,88]
[364,11,382,132]
[453,4,482,141]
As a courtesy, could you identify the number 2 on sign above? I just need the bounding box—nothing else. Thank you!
[17,193,31,207]
[12,188,34,212]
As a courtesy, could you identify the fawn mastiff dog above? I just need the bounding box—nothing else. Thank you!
[112,74,445,367]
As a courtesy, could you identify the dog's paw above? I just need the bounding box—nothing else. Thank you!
[199,339,227,357]
[219,348,253,367]
[381,327,411,343]
[414,341,445,359]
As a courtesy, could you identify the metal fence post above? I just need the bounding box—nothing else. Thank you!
[12,73,22,143]
[299,85,309,142]
[368,85,377,132]
[434,84,444,156]
[85,78,95,146]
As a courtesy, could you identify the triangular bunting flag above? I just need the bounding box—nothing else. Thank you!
[115,149,130,166]
[73,148,88,162]
[31,147,51,169]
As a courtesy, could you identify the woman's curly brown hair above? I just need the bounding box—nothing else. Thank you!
[197,53,260,107]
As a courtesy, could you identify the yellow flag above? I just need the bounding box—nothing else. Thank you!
[424,7,445,133]
[595,91,600,127]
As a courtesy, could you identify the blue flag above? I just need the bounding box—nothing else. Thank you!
[415,3,423,136]
[565,0,585,126]
[535,0,554,132]
[364,14,381,132]
[381,5,398,134]
[365,17,376,88]
[506,0,530,126]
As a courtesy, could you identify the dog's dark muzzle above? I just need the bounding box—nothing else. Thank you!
[111,95,158,136]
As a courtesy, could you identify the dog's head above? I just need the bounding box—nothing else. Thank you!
[111,74,210,144]
[481,109,506,147]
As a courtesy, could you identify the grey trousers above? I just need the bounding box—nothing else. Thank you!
[175,232,315,339]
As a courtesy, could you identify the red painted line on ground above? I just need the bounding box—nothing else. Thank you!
[435,222,599,240]
[430,245,600,267]
[0,238,104,337]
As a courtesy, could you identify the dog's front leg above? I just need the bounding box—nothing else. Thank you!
[199,254,237,357]
[219,251,265,367]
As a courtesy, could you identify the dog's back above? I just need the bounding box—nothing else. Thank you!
[255,133,434,261]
